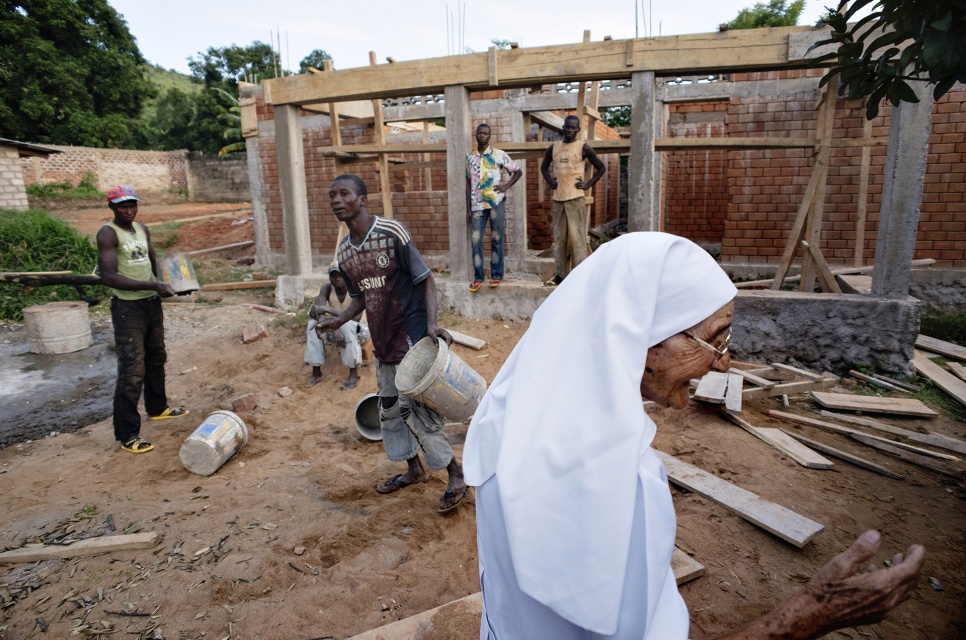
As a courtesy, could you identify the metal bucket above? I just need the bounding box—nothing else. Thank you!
[159,252,199,294]
[179,411,249,476]
[354,393,382,441]
[22,301,93,354]
[395,337,487,422]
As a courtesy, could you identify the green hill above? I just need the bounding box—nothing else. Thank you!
[141,63,199,120]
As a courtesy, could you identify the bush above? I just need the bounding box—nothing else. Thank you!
[0,209,110,320]
[25,172,104,199]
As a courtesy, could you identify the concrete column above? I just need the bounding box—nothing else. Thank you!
[275,104,313,276]
[871,80,933,299]
[445,85,473,282]
[245,137,271,267]
[628,71,658,231]
[507,110,528,261]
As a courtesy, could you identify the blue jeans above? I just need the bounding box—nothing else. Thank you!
[471,200,505,282]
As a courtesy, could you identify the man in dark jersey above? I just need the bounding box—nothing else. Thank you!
[316,174,470,514]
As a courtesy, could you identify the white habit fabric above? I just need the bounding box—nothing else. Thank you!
[463,232,737,637]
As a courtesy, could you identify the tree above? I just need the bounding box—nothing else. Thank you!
[188,42,278,91]
[811,0,966,119]
[299,49,332,73]
[0,0,156,147]
[726,0,805,29]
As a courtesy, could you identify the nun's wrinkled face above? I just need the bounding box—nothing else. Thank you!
[640,301,734,410]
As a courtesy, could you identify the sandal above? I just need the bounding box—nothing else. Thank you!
[375,474,426,495]
[121,437,154,454]
[543,276,562,287]
[469,281,483,293]
[149,407,190,421]
[488,279,501,288]
[437,485,470,514]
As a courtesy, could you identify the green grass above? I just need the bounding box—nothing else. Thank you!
[148,220,185,250]
[919,311,966,347]
[0,208,110,320]
[25,172,103,199]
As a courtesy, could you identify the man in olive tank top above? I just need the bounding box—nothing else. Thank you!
[96,185,188,454]
[539,114,606,286]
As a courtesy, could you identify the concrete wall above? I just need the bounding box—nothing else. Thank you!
[733,290,919,375]
[909,268,966,314]
[0,145,29,210]
[20,145,188,196]
[185,152,251,202]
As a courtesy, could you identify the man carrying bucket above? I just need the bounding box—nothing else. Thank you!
[96,185,189,454]
[315,174,470,514]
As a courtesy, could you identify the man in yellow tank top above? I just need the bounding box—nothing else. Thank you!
[96,185,188,454]
[539,115,606,286]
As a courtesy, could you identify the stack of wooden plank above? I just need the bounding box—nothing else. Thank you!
[913,334,966,409]
[693,362,839,414]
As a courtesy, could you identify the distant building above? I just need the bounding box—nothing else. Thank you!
[0,138,61,210]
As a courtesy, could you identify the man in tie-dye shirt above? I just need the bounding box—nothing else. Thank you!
[465,123,522,292]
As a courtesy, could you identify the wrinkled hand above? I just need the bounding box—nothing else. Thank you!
[427,325,453,346]
[795,530,924,637]
[155,282,175,298]
[332,330,346,348]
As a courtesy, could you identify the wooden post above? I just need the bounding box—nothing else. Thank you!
[445,85,473,282]
[275,104,313,276]
[800,84,835,292]
[325,60,349,263]
[370,51,393,219]
[854,113,872,266]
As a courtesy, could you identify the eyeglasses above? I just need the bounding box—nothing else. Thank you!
[681,327,731,367]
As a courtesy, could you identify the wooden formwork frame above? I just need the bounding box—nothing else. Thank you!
[248,25,909,287]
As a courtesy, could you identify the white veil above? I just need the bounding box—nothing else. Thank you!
[463,232,737,634]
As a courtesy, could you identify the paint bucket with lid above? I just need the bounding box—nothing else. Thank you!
[159,252,199,294]
[395,337,487,422]
[22,301,93,354]
[179,411,249,476]
[354,393,382,441]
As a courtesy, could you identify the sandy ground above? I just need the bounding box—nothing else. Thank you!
[1,205,964,639]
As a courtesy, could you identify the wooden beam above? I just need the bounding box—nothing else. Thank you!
[731,368,776,389]
[819,410,966,456]
[854,114,873,266]
[694,371,729,404]
[736,258,935,289]
[201,280,276,291]
[722,412,834,469]
[801,84,836,293]
[779,429,903,479]
[448,329,486,350]
[672,548,706,585]
[801,240,843,294]
[913,350,966,409]
[187,241,254,257]
[915,335,966,362]
[656,450,824,548]
[742,376,836,400]
[949,362,966,383]
[770,362,826,382]
[369,52,393,219]
[810,391,939,418]
[849,370,913,394]
[264,27,828,106]
[724,372,743,415]
[0,532,159,564]
[849,434,964,479]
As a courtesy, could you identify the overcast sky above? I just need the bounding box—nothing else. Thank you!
[109,0,838,75]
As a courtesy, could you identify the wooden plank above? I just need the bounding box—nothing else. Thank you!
[201,280,276,291]
[187,240,255,257]
[656,450,824,548]
[871,373,921,393]
[672,548,705,585]
[722,413,834,469]
[850,434,964,479]
[735,259,935,289]
[0,532,159,564]
[913,350,966,409]
[818,410,966,457]
[800,84,835,293]
[264,27,825,106]
[742,377,836,401]
[849,370,912,394]
[724,372,743,415]
[916,335,966,362]
[769,410,958,461]
[448,329,486,350]
[801,240,842,294]
[770,362,826,382]
[730,368,775,389]
[694,371,729,404]
[949,362,966,383]
[779,429,903,479]
[369,52,393,220]
[810,391,938,418]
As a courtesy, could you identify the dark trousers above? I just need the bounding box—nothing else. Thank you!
[111,296,168,442]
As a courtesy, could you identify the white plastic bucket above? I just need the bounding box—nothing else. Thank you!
[179,411,249,476]
[354,393,382,441]
[22,301,93,354]
[395,337,487,422]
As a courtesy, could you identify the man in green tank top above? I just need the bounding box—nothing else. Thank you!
[96,185,188,454]
[539,114,606,286]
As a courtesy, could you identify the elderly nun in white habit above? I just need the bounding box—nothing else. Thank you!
[463,233,924,640]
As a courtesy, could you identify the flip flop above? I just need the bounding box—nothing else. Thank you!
[488,279,501,288]
[149,407,190,421]
[375,474,423,495]
[120,437,154,454]
[469,281,483,293]
[437,485,470,514]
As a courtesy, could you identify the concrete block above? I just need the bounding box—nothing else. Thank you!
[231,393,258,413]
[242,324,269,344]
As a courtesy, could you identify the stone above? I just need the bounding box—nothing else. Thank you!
[231,393,257,413]
[242,324,269,344]
[277,387,293,398]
